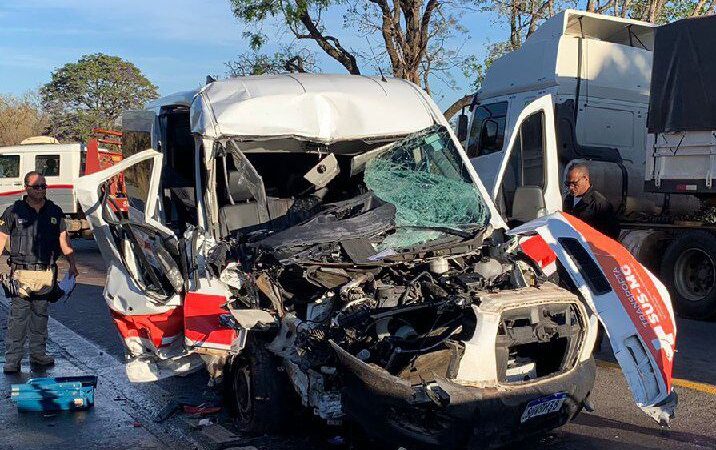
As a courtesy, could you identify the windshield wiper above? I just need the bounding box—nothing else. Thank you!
[399,225,474,239]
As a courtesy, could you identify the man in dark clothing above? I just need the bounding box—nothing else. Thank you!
[563,163,620,239]
[1,171,78,374]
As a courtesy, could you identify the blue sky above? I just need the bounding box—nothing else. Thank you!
[0,1,506,109]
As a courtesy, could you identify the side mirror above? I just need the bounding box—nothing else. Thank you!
[457,113,469,142]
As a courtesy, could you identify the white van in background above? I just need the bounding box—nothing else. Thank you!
[0,135,124,235]
[0,142,80,214]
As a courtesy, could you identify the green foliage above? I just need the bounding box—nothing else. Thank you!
[230,0,484,91]
[652,0,707,23]
[40,53,158,142]
[461,56,484,92]
[226,47,317,76]
[231,0,340,50]
[461,42,513,92]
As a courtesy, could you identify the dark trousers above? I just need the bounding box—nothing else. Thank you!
[4,296,49,365]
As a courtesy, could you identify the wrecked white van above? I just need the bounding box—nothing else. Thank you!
[76,75,676,448]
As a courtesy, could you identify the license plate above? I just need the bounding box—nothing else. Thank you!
[520,392,567,423]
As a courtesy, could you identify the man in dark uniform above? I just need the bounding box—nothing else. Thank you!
[563,163,620,239]
[1,171,78,374]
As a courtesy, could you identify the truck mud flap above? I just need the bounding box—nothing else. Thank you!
[510,212,677,424]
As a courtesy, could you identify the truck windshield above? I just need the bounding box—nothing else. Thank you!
[466,101,508,158]
[364,125,489,248]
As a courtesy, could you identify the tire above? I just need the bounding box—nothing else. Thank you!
[660,230,716,320]
[227,338,289,434]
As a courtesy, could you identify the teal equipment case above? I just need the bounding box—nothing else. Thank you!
[10,375,97,412]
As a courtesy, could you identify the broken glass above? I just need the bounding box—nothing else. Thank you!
[364,125,489,248]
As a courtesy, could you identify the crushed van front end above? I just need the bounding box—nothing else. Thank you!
[335,344,595,449]
[326,283,596,448]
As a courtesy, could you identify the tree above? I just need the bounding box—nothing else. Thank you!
[486,0,715,54]
[226,47,318,76]
[229,1,480,96]
[40,53,158,142]
[443,41,513,118]
[0,92,48,146]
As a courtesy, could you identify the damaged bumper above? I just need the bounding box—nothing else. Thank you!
[333,341,595,449]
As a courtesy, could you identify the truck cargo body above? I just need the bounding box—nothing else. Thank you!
[0,143,82,215]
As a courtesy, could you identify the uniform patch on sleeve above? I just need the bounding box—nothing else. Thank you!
[51,217,58,224]
[0,219,4,226]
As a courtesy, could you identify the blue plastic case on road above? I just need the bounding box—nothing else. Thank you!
[10,375,97,412]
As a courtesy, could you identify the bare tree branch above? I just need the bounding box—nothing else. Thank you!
[296,5,361,74]
[370,0,405,75]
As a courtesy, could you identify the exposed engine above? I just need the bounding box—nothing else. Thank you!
[212,187,584,425]
[207,126,589,443]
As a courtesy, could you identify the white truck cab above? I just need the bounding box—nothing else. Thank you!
[462,11,716,319]
[465,10,658,224]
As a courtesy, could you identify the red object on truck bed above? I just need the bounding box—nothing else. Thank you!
[86,129,128,212]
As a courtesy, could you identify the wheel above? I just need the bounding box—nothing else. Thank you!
[227,338,289,434]
[660,230,716,320]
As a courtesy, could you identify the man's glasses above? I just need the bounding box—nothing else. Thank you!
[26,184,47,190]
[564,177,584,187]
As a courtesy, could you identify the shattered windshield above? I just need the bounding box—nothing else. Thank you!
[364,125,489,248]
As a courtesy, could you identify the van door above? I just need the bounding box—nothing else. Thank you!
[78,145,236,382]
[509,212,677,424]
[476,95,561,225]
[0,153,24,210]
[76,149,186,304]
[75,150,195,378]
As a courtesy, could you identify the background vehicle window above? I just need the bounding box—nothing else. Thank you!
[497,111,545,218]
[519,111,545,188]
[0,155,20,178]
[467,101,508,158]
[36,155,60,176]
[124,158,154,218]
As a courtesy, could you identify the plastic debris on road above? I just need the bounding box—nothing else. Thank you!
[182,404,222,416]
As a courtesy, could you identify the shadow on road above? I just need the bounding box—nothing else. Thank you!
[49,282,124,360]
[572,413,716,448]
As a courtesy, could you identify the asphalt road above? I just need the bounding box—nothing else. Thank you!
[1,240,715,450]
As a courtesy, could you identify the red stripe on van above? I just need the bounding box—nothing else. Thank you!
[0,184,74,196]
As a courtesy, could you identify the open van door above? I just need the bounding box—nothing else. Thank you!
[474,95,562,225]
[510,212,678,424]
[75,150,204,381]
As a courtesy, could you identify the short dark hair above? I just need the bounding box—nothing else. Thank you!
[568,163,590,178]
[24,171,43,186]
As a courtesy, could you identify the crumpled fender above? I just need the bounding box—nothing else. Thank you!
[510,212,677,424]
